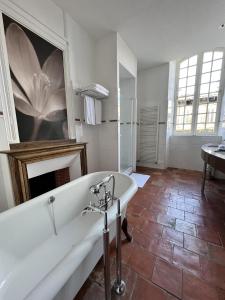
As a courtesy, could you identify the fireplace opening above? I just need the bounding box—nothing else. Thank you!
[29,167,70,198]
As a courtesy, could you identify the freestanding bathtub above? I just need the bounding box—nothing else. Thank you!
[0,171,137,300]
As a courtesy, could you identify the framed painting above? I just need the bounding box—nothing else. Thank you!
[2,14,69,142]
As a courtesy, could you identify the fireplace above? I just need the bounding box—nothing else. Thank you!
[2,140,87,205]
[29,168,70,198]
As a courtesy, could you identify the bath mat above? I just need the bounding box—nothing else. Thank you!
[130,173,150,188]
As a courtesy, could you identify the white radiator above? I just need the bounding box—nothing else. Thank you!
[139,105,159,164]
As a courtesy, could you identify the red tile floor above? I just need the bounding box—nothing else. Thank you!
[75,167,225,300]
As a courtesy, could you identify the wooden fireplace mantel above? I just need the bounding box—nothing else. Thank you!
[1,140,87,205]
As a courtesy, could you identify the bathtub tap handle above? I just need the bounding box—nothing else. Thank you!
[81,206,93,216]
[81,205,105,216]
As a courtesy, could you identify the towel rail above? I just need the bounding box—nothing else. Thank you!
[75,88,109,99]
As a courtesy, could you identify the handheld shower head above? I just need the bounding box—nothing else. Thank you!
[89,174,115,194]
[89,182,104,194]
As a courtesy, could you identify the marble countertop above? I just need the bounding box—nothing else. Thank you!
[201,144,225,160]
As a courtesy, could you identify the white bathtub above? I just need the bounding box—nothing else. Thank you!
[0,171,137,300]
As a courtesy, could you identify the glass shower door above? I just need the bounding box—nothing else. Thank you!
[120,96,133,174]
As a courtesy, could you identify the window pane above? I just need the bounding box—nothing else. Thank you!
[176,125,183,131]
[198,104,207,113]
[176,116,184,124]
[180,60,188,68]
[212,59,222,71]
[177,98,185,105]
[200,83,209,94]
[184,115,192,124]
[209,94,218,102]
[186,97,194,105]
[186,86,195,96]
[184,124,191,131]
[199,94,208,103]
[178,88,186,97]
[197,114,206,123]
[211,71,221,82]
[213,51,223,60]
[210,82,220,93]
[202,62,212,73]
[206,123,215,131]
[207,112,216,123]
[188,66,197,76]
[208,103,217,113]
[185,106,193,114]
[180,68,187,78]
[203,52,213,62]
[189,55,197,66]
[197,124,205,131]
[187,76,195,86]
[179,78,187,88]
[177,106,184,115]
[201,73,210,84]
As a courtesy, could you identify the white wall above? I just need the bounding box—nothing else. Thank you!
[9,0,64,37]
[117,34,137,79]
[169,135,222,171]
[137,63,170,168]
[95,33,118,171]
[64,14,100,173]
[166,61,176,167]
[95,33,137,172]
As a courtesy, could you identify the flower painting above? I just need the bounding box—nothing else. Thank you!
[3,14,68,142]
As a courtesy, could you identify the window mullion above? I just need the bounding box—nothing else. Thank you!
[192,53,202,135]
[216,49,225,134]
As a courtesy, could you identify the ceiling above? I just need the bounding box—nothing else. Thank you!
[53,0,225,70]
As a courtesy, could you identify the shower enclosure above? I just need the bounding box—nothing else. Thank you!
[119,64,136,174]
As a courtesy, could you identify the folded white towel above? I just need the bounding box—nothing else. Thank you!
[95,99,102,124]
[86,83,109,96]
[84,96,96,125]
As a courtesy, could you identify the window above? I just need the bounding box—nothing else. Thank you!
[175,50,225,135]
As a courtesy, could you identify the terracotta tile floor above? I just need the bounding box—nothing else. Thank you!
[75,167,225,300]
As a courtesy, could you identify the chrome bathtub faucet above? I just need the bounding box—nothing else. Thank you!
[84,175,116,300]
[83,174,126,299]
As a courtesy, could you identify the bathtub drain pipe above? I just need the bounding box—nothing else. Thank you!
[48,196,57,235]
[103,211,111,300]
[113,199,126,295]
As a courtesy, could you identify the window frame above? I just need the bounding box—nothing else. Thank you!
[173,48,225,136]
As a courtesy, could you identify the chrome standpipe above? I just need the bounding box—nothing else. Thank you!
[112,199,126,295]
[103,212,111,300]
[86,174,117,300]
